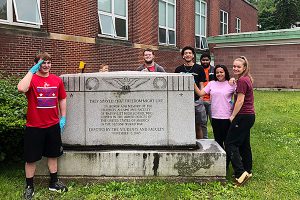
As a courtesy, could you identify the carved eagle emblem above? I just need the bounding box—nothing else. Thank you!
[103,77,150,91]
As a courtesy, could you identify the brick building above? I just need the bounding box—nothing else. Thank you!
[0,0,257,75]
[208,29,300,89]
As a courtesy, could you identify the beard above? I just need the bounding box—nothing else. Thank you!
[202,63,209,68]
[145,60,153,64]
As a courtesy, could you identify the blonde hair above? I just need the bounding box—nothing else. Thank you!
[234,56,254,83]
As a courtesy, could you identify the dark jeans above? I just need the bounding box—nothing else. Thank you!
[225,114,255,177]
[211,118,231,150]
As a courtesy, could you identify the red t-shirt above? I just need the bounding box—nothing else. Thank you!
[25,74,67,128]
[235,76,255,114]
[147,65,155,72]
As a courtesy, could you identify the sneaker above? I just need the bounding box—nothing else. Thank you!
[49,180,68,192]
[23,186,34,200]
[248,172,253,178]
[235,171,250,186]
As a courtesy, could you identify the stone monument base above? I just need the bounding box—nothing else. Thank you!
[36,140,226,181]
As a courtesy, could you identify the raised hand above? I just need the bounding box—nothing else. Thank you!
[29,60,44,74]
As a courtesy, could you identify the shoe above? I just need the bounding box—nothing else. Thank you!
[248,172,253,178]
[23,186,34,200]
[49,180,68,192]
[235,171,250,186]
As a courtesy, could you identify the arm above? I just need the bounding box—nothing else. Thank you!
[17,60,44,93]
[59,98,67,133]
[194,83,207,97]
[229,78,236,86]
[59,98,67,117]
[17,72,34,93]
[229,93,245,122]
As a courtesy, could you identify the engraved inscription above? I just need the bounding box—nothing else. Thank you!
[88,97,165,135]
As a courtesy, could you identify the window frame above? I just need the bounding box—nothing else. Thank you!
[235,17,241,33]
[195,0,208,50]
[220,10,228,35]
[158,0,176,46]
[0,0,42,28]
[98,0,128,40]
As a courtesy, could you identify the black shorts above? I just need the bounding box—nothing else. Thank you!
[24,123,63,163]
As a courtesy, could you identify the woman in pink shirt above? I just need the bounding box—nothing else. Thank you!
[195,65,235,149]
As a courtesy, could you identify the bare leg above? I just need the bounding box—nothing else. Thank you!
[25,162,36,178]
[48,158,58,173]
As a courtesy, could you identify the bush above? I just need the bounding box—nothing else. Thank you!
[0,74,27,162]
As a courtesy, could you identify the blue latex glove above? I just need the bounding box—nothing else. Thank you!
[59,116,66,134]
[29,60,44,74]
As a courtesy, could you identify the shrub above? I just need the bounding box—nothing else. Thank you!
[0,74,27,162]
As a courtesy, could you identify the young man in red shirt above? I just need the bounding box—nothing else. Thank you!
[137,48,165,72]
[18,52,68,200]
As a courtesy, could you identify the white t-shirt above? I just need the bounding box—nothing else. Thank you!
[204,80,236,119]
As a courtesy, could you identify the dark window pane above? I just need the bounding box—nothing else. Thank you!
[220,23,223,35]
[220,11,223,22]
[201,37,208,49]
[0,0,7,20]
[159,28,166,43]
[168,30,175,44]
[115,18,126,37]
[195,36,200,48]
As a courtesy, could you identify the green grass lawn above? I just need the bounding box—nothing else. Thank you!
[1,91,300,199]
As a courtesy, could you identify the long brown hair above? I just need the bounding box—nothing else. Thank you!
[234,56,254,83]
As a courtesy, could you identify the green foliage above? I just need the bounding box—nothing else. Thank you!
[0,74,26,162]
[274,0,300,29]
[257,0,300,30]
[0,91,300,199]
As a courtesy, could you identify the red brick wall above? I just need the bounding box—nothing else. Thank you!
[210,0,257,35]
[42,0,98,37]
[131,0,158,45]
[207,0,220,36]
[230,1,258,33]
[213,44,300,89]
[176,0,195,48]
[0,32,183,75]
[0,0,257,76]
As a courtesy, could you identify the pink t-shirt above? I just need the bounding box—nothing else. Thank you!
[204,81,235,119]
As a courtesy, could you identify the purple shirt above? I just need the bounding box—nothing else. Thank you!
[204,81,235,119]
[235,76,255,114]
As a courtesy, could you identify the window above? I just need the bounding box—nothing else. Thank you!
[220,10,228,35]
[236,17,241,33]
[195,0,208,49]
[159,0,176,45]
[98,0,128,39]
[0,0,42,26]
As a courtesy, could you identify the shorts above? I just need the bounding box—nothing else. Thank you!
[195,99,207,126]
[24,123,63,163]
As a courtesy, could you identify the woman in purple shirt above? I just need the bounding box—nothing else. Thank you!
[226,56,255,186]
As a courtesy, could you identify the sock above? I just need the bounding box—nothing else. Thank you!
[26,177,34,188]
[50,172,58,184]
